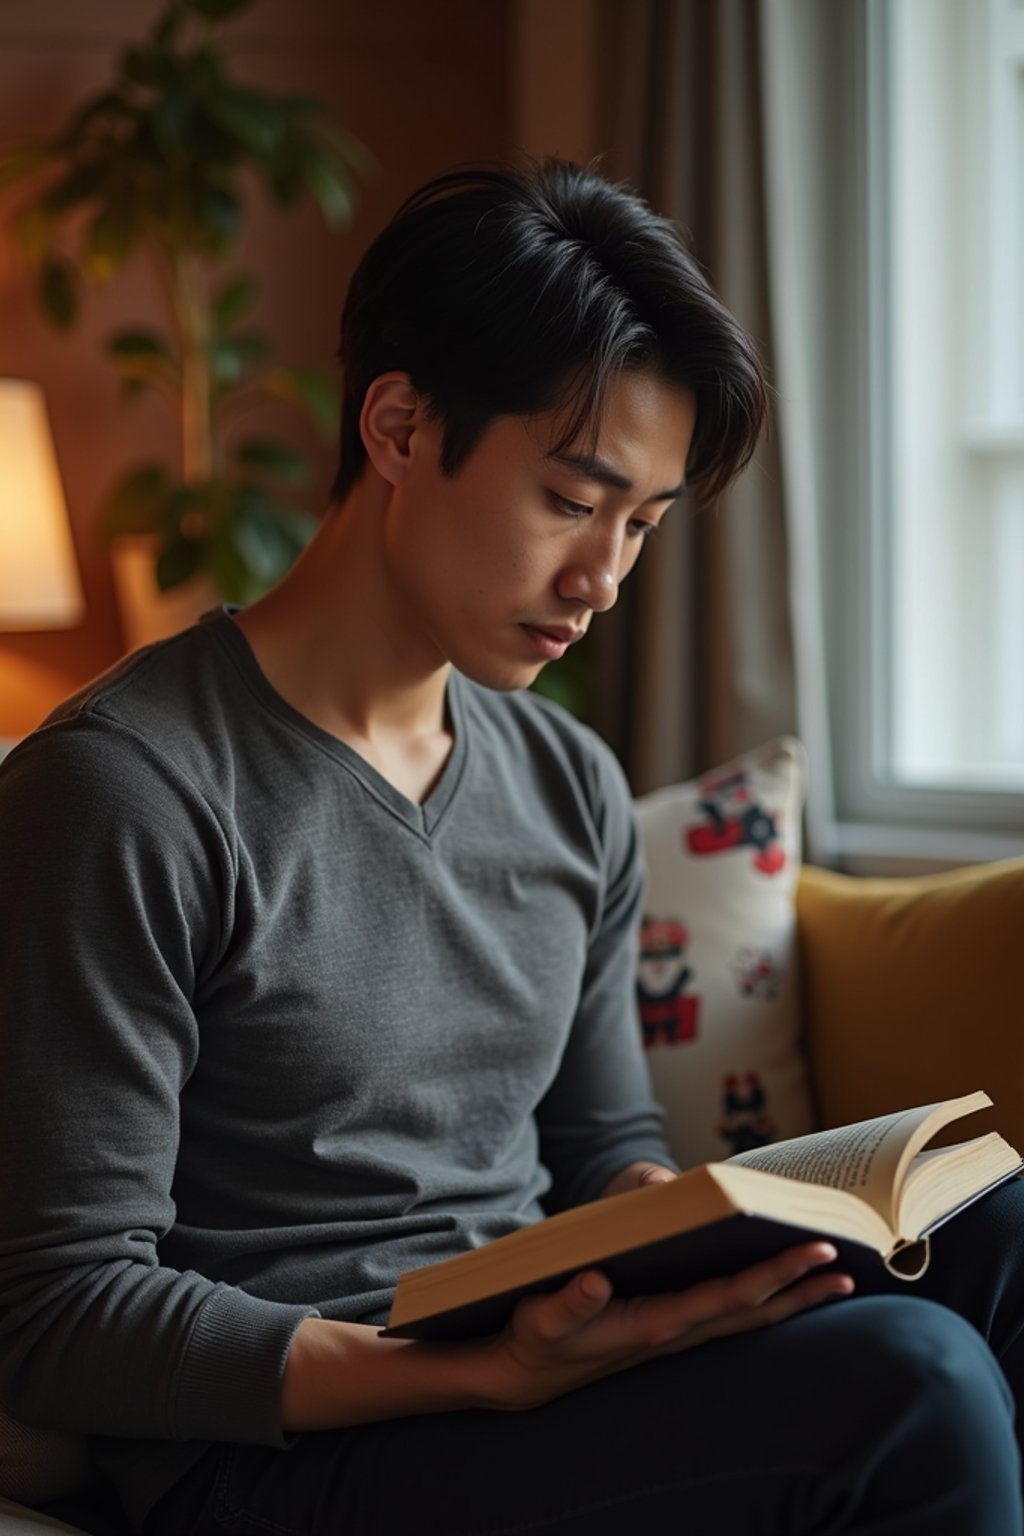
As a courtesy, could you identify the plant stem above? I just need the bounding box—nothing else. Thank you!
[175,254,214,482]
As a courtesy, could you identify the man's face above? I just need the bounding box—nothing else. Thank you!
[383,369,697,691]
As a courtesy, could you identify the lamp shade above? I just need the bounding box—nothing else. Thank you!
[0,378,84,629]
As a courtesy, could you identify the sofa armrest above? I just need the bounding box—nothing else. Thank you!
[0,1496,91,1535]
[796,858,1024,1148]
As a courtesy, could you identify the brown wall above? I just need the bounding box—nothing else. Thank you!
[0,0,512,733]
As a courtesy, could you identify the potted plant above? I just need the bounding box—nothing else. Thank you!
[0,0,375,613]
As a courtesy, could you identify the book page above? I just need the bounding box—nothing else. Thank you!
[724,1099,987,1226]
[896,1133,1022,1238]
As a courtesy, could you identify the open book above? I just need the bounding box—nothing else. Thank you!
[383,1091,1022,1341]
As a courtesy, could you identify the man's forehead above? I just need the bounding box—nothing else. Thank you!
[540,372,693,491]
[547,448,686,503]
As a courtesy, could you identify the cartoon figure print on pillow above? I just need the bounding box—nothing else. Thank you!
[731,946,783,1001]
[716,1071,778,1156]
[637,915,700,1049]
[633,738,816,1169]
[685,764,786,876]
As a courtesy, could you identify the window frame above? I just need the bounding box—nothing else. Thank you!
[827,0,1024,866]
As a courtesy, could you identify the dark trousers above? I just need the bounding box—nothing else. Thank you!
[141,1179,1024,1535]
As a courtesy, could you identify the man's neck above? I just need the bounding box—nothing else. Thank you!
[232,484,454,797]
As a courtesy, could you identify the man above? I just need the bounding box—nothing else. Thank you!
[2,158,1023,1536]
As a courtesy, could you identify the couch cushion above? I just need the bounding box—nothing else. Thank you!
[634,737,816,1169]
[797,858,1024,1148]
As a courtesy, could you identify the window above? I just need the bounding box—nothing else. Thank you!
[833,0,1024,852]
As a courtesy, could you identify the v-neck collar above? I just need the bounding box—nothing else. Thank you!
[205,606,469,842]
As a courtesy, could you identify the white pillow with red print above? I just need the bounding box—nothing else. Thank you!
[634,737,816,1170]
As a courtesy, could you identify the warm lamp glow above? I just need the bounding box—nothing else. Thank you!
[0,378,84,629]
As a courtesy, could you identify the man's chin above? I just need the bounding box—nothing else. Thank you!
[454,655,545,694]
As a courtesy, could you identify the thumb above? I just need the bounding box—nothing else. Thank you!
[638,1166,676,1187]
[513,1269,612,1344]
[571,1269,613,1315]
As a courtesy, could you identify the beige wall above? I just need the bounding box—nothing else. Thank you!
[0,0,512,731]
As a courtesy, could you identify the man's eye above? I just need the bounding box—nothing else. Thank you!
[550,493,592,519]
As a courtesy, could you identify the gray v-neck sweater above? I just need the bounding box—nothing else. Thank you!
[0,609,670,1524]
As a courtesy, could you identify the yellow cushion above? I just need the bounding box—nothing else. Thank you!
[796,859,1024,1150]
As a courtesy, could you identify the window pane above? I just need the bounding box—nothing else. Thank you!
[883,0,1024,793]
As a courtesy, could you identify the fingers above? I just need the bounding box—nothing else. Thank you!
[524,1242,849,1345]
[490,1245,854,1410]
[614,1242,850,1349]
[663,1245,855,1350]
[523,1242,845,1351]
[515,1269,613,1344]
[705,1241,843,1316]
[685,1268,856,1346]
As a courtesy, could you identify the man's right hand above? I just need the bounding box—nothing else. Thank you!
[474,1242,854,1411]
[282,1244,852,1432]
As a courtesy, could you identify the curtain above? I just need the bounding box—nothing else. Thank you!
[588,0,837,863]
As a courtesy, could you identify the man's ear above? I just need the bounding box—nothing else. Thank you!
[359,373,429,487]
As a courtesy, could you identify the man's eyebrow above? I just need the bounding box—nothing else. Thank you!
[548,450,686,502]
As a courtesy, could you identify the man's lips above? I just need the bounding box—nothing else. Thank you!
[521,623,585,660]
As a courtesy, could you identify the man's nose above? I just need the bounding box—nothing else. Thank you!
[556,535,622,613]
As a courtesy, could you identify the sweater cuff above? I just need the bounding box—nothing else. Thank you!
[569,1139,681,1208]
[172,1284,319,1444]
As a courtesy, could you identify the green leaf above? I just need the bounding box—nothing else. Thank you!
[310,121,379,181]
[529,633,594,719]
[207,481,312,595]
[207,332,270,386]
[107,327,172,361]
[230,514,292,584]
[205,526,251,603]
[156,532,205,590]
[38,257,78,329]
[276,93,323,121]
[99,465,173,538]
[163,481,217,542]
[529,666,585,716]
[229,491,305,582]
[266,367,339,437]
[233,436,311,486]
[193,181,243,251]
[205,90,284,158]
[151,93,194,158]
[206,496,272,603]
[85,200,137,281]
[106,328,178,390]
[265,161,304,205]
[212,273,258,332]
[294,141,355,226]
[276,505,317,554]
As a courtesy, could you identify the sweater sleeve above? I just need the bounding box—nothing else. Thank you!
[534,731,677,1210]
[0,719,315,1445]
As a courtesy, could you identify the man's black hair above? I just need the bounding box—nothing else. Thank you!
[332,156,767,507]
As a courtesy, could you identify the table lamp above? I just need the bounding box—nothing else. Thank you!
[0,378,84,628]
[0,379,84,753]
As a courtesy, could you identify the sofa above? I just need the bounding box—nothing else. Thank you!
[3,737,1021,1534]
[0,1501,94,1535]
